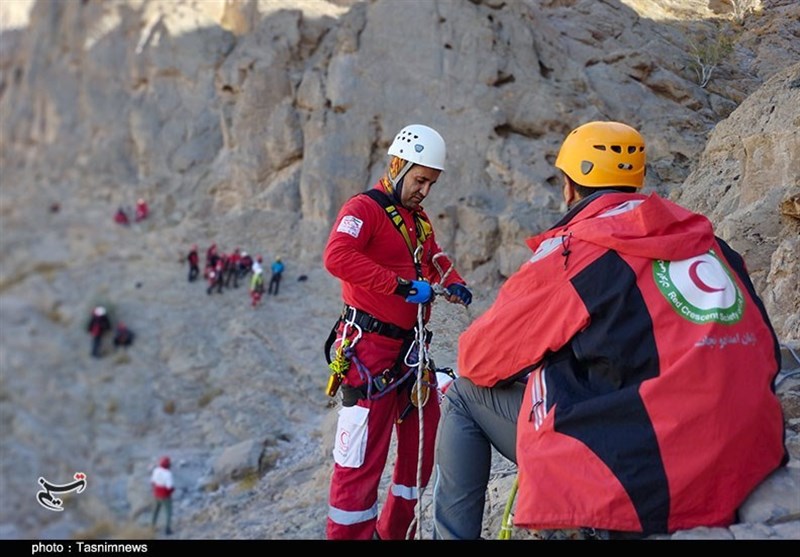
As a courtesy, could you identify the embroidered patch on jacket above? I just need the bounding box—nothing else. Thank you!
[653,250,743,325]
[337,215,363,238]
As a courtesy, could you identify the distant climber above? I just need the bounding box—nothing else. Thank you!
[113,207,130,226]
[252,256,264,277]
[151,456,174,536]
[250,269,265,308]
[207,258,224,295]
[205,244,220,279]
[135,198,149,222]
[239,251,253,281]
[113,322,135,349]
[268,257,284,296]
[226,248,241,288]
[86,306,111,358]
[187,245,199,282]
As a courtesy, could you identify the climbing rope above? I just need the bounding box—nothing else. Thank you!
[403,250,458,539]
[497,476,519,540]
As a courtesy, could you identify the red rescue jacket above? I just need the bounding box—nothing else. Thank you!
[459,192,786,534]
[324,182,465,331]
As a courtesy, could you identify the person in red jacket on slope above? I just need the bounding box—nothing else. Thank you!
[323,124,472,540]
[432,121,787,539]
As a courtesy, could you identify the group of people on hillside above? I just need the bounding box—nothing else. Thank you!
[322,122,787,541]
[113,198,149,226]
[86,305,135,358]
[186,244,284,307]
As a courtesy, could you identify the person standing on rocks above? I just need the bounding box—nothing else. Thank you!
[150,456,174,536]
[226,248,241,288]
[86,306,111,358]
[205,244,220,279]
[187,244,200,282]
[250,268,265,308]
[268,256,284,296]
[134,198,149,222]
[432,121,787,539]
[323,124,472,540]
[239,251,253,281]
[207,257,225,295]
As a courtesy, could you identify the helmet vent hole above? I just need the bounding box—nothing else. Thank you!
[611,145,622,153]
[639,146,645,152]
[618,163,633,170]
[627,146,637,154]
[593,144,606,151]
[580,161,594,175]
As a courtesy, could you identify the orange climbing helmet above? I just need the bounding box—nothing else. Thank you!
[555,121,646,188]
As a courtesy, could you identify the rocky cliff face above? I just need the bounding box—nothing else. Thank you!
[0,0,798,540]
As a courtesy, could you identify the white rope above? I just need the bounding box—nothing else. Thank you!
[404,250,457,539]
[403,246,432,540]
[414,299,426,540]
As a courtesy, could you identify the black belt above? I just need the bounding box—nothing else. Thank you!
[340,305,415,340]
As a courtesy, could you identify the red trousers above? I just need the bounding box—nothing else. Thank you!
[326,332,440,540]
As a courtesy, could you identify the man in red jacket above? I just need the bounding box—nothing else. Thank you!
[432,121,786,539]
[323,124,472,540]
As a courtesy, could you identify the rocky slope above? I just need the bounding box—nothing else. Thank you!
[0,0,798,540]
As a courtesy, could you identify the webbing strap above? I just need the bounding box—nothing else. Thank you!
[363,188,431,278]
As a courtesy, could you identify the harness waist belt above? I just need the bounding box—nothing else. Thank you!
[341,305,415,340]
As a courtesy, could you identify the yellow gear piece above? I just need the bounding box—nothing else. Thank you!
[326,339,351,397]
[409,367,432,408]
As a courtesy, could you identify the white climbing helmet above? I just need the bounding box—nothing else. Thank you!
[387,124,446,171]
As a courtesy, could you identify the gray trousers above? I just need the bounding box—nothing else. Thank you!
[432,377,525,540]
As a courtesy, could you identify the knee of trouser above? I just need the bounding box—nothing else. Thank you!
[443,377,472,412]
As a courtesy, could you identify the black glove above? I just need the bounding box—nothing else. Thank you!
[446,283,472,306]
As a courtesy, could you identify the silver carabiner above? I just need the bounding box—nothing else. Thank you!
[404,337,420,368]
[341,307,362,347]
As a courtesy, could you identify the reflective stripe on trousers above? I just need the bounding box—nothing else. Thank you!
[390,483,418,501]
[328,501,379,526]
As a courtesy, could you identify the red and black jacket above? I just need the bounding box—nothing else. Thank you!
[459,192,786,534]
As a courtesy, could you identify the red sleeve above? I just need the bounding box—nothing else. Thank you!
[323,195,398,295]
[458,262,588,387]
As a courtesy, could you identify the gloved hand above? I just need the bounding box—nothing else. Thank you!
[445,283,472,306]
[394,278,433,304]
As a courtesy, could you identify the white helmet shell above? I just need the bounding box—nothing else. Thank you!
[387,124,446,171]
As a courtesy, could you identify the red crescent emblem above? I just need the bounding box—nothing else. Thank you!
[688,260,725,293]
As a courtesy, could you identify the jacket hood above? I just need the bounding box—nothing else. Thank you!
[532,193,715,261]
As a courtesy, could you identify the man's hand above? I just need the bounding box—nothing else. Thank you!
[395,278,433,304]
[444,283,472,306]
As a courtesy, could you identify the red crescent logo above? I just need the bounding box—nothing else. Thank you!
[688,260,725,293]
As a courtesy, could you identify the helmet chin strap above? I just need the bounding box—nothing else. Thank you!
[389,160,415,207]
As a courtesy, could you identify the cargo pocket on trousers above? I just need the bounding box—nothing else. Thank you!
[333,404,369,468]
